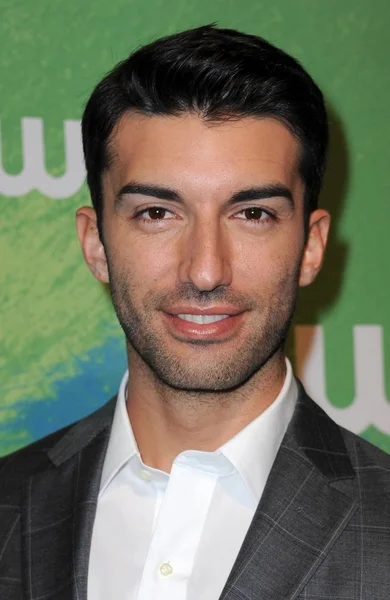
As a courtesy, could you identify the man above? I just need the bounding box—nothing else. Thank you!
[1,24,389,600]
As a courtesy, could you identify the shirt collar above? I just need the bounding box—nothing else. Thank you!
[220,358,297,503]
[100,359,297,501]
[99,369,137,496]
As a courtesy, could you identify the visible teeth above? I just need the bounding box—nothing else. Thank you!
[177,314,229,324]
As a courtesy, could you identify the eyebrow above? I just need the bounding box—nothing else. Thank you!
[116,182,294,208]
[116,183,181,204]
[230,185,294,207]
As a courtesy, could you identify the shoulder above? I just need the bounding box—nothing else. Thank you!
[0,424,73,506]
[340,425,390,477]
[0,397,116,500]
[296,383,390,474]
[295,385,390,504]
[0,423,71,478]
[336,424,390,525]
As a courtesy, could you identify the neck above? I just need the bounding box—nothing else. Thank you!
[126,349,286,473]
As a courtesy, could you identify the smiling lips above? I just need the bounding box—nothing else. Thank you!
[164,307,245,340]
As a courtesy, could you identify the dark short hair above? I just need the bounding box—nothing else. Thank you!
[82,25,328,238]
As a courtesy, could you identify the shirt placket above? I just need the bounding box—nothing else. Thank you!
[136,461,219,600]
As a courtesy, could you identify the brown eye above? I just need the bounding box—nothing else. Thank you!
[244,207,265,220]
[146,207,167,220]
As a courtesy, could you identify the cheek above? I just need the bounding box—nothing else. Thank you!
[109,232,179,289]
[235,234,302,288]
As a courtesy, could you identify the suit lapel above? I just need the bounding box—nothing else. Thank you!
[20,399,115,600]
[220,386,358,600]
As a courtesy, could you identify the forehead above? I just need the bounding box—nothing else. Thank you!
[106,113,302,193]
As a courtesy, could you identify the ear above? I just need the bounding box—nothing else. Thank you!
[299,209,331,287]
[75,207,109,283]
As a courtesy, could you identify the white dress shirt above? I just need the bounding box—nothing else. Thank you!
[88,360,297,600]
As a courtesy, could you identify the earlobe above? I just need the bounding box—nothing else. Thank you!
[299,209,330,287]
[75,207,109,283]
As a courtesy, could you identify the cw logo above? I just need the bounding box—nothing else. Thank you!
[0,117,85,198]
[295,325,390,434]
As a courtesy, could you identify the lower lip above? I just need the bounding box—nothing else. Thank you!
[163,313,245,341]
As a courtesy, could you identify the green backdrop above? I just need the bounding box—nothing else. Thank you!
[1,0,389,455]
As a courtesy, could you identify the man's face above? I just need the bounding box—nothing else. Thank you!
[81,114,328,392]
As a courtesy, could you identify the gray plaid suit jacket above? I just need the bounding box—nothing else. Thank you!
[1,382,389,599]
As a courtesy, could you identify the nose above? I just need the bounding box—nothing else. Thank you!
[178,219,233,291]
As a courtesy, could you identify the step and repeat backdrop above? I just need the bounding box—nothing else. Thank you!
[1,0,389,455]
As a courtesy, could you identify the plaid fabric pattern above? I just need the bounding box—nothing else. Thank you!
[0,385,389,600]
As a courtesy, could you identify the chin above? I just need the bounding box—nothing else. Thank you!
[150,360,266,393]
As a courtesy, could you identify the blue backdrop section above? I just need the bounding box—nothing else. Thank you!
[0,338,127,450]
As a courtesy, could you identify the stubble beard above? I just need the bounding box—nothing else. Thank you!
[107,262,301,395]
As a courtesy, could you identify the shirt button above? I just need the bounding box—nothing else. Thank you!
[159,562,173,576]
[139,470,151,482]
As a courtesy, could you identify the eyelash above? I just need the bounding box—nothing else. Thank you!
[134,206,276,225]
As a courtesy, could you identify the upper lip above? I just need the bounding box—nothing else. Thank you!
[164,305,244,316]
